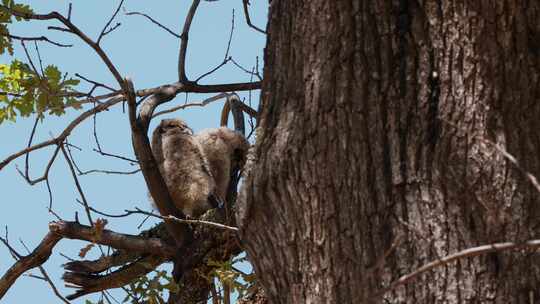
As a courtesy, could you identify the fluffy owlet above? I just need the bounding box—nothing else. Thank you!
[194,127,250,201]
[151,118,216,218]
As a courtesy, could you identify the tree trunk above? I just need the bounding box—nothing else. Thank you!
[238,0,540,303]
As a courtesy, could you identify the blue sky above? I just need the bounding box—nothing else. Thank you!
[0,1,267,303]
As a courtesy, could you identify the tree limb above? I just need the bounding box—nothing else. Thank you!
[125,78,192,247]
[178,0,201,82]
[63,249,140,273]
[0,229,61,299]
[375,239,540,298]
[241,0,266,34]
[0,81,259,172]
[0,93,124,171]
[64,255,165,300]
[50,221,176,257]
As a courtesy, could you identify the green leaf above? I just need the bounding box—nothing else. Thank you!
[0,1,34,54]
[0,60,82,124]
[44,65,61,85]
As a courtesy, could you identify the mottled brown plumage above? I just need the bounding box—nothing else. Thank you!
[195,127,250,201]
[151,119,215,218]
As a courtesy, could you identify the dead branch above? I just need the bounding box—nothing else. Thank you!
[63,249,141,274]
[375,239,540,298]
[0,229,61,299]
[125,11,181,38]
[220,94,258,129]
[178,0,201,82]
[61,144,96,228]
[136,209,239,232]
[194,9,236,83]
[75,73,117,92]
[51,221,176,257]
[0,5,124,87]
[126,77,193,248]
[18,241,70,304]
[0,93,124,171]
[64,255,165,300]
[153,92,229,118]
[241,0,266,34]
[0,219,178,300]
[2,33,72,47]
[97,0,124,44]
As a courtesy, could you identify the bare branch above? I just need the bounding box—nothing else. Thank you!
[178,0,201,82]
[75,73,117,92]
[0,94,124,171]
[2,33,72,47]
[241,0,266,34]
[135,208,239,232]
[0,80,260,172]
[193,8,235,83]
[375,239,540,298]
[488,142,540,194]
[0,5,125,86]
[64,255,165,300]
[125,11,180,38]
[60,144,96,228]
[220,94,258,128]
[195,58,231,83]
[63,250,140,275]
[78,168,141,176]
[442,119,540,194]
[125,78,191,246]
[91,109,138,164]
[230,57,262,81]
[152,92,230,118]
[224,9,235,60]
[50,221,176,257]
[19,241,70,304]
[0,230,61,299]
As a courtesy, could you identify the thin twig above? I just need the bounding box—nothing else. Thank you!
[195,9,235,83]
[91,109,138,164]
[230,57,262,81]
[3,33,72,47]
[79,168,141,176]
[20,40,40,77]
[0,94,124,171]
[33,41,45,75]
[152,92,230,118]
[97,0,125,44]
[195,58,231,83]
[135,208,239,232]
[75,73,117,92]
[125,11,180,38]
[60,144,95,228]
[241,0,266,34]
[224,9,235,60]
[442,119,540,194]
[1,5,125,86]
[0,230,62,300]
[374,239,540,298]
[19,240,70,304]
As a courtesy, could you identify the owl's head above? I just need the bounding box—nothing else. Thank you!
[157,119,193,135]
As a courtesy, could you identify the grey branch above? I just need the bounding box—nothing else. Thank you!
[375,239,540,298]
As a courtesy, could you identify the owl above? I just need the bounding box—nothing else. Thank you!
[151,118,216,218]
[194,127,250,201]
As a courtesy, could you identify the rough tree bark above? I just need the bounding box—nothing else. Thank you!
[239,1,540,303]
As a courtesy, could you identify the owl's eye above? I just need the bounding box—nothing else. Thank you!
[180,126,194,135]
